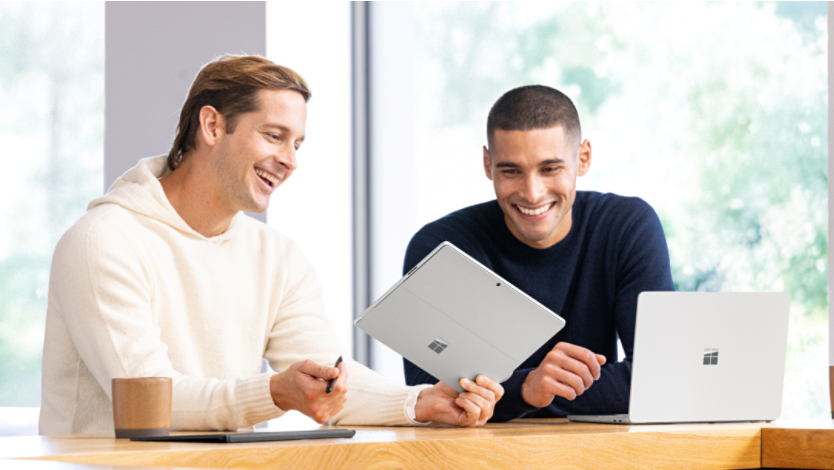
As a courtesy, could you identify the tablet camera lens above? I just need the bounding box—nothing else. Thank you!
[496,283,501,286]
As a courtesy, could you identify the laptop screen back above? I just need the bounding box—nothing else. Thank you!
[629,292,790,423]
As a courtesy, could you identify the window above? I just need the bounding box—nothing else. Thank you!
[0,3,104,415]
[412,2,827,417]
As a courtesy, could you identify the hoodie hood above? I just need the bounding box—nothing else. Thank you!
[88,155,243,241]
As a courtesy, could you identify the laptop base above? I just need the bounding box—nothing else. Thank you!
[567,414,771,425]
[567,414,632,424]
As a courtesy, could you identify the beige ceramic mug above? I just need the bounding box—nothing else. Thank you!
[112,377,172,438]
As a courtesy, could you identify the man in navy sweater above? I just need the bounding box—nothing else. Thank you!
[403,85,674,422]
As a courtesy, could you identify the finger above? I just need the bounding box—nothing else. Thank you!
[330,362,349,395]
[324,395,348,420]
[557,343,602,380]
[475,375,505,402]
[547,365,586,396]
[545,378,579,401]
[549,355,594,389]
[460,378,496,404]
[454,395,481,427]
[298,359,339,380]
[566,344,600,387]
[458,391,493,424]
[596,354,607,366]
[460,379,495,410]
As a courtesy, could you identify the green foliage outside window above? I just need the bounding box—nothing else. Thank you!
[0,2,103,406]
[416,2,828,417]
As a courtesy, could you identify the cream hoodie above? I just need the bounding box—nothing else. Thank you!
[39,156,428,435]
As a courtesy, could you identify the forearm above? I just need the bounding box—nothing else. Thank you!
[530,360,632,418]
[329,359,425,426]
[489,359,632,421]
[171,374,282,431]
[406,359,538,423]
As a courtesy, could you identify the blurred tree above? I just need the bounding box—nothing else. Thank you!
[416,1,827,417]
[0,2,103,406]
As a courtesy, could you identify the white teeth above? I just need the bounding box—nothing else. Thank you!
[255,168,279,186]
[517,203,552,216]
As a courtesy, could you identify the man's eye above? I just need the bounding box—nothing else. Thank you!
[501,169,519,175]
[269,133,281,141]
[542,167,560,173]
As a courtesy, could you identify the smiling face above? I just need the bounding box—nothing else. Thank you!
[484,126,591,249]
[207,89,307,214]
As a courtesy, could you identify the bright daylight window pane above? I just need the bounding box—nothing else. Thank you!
[416,2,827,418]
[0,2,104,409]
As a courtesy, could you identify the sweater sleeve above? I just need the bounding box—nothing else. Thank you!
[263,242,421,426]
[50,217,281,432]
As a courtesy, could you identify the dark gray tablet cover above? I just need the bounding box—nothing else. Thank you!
[130,429,356,443]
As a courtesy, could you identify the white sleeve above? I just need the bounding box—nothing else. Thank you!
[51,218,281,431]
[263,242,424,426]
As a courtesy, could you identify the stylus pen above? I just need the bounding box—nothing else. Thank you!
[325,356,343,394]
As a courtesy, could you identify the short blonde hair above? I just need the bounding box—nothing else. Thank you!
[167,55,311,171]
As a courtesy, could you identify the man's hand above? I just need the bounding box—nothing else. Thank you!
[521,342,607,408]
[414,375,504,427]
[269,359,348,424]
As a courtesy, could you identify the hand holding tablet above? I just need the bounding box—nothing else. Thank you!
[415,375,505,427]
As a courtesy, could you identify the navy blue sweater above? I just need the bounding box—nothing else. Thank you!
[402,192,674,422]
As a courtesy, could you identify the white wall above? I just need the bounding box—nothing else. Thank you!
[104,1,266,210]
[266,2,354,354]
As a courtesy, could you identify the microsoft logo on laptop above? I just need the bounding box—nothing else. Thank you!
[703,348,719,365]
[428,338,449,354]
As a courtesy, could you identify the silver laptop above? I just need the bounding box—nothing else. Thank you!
[355,242,566,392]
[568,292,790,424]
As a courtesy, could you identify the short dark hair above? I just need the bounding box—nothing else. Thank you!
[167,55,312,171]
[486,85,581,150]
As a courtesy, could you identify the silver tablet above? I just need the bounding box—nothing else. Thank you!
[355,242,566,392]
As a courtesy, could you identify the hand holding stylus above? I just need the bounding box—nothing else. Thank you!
[326,356,343,394]
[269,357,348,424]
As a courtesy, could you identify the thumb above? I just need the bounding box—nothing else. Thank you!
[298,360,339,380]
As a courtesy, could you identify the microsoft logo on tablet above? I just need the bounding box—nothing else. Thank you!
[428,338,449,354]
[703,348,719,365]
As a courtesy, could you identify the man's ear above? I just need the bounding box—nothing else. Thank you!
[483,146,493,181]
[577,139,592,177]
[198,105,224,148]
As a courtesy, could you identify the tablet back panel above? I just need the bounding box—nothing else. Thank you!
[629,292,790,423]
[356,242,565,392]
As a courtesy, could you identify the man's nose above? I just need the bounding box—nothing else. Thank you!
[520,174,546,202]
[275,143,298,172]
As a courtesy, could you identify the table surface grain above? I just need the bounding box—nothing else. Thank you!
[2,418,804,470]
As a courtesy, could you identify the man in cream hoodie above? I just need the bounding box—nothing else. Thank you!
[39,55,503,435]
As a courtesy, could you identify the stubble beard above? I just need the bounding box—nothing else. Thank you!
[210,149,263,214]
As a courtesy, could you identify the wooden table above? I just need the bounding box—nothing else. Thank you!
[0,419,831,470]
[762,420,834,469]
